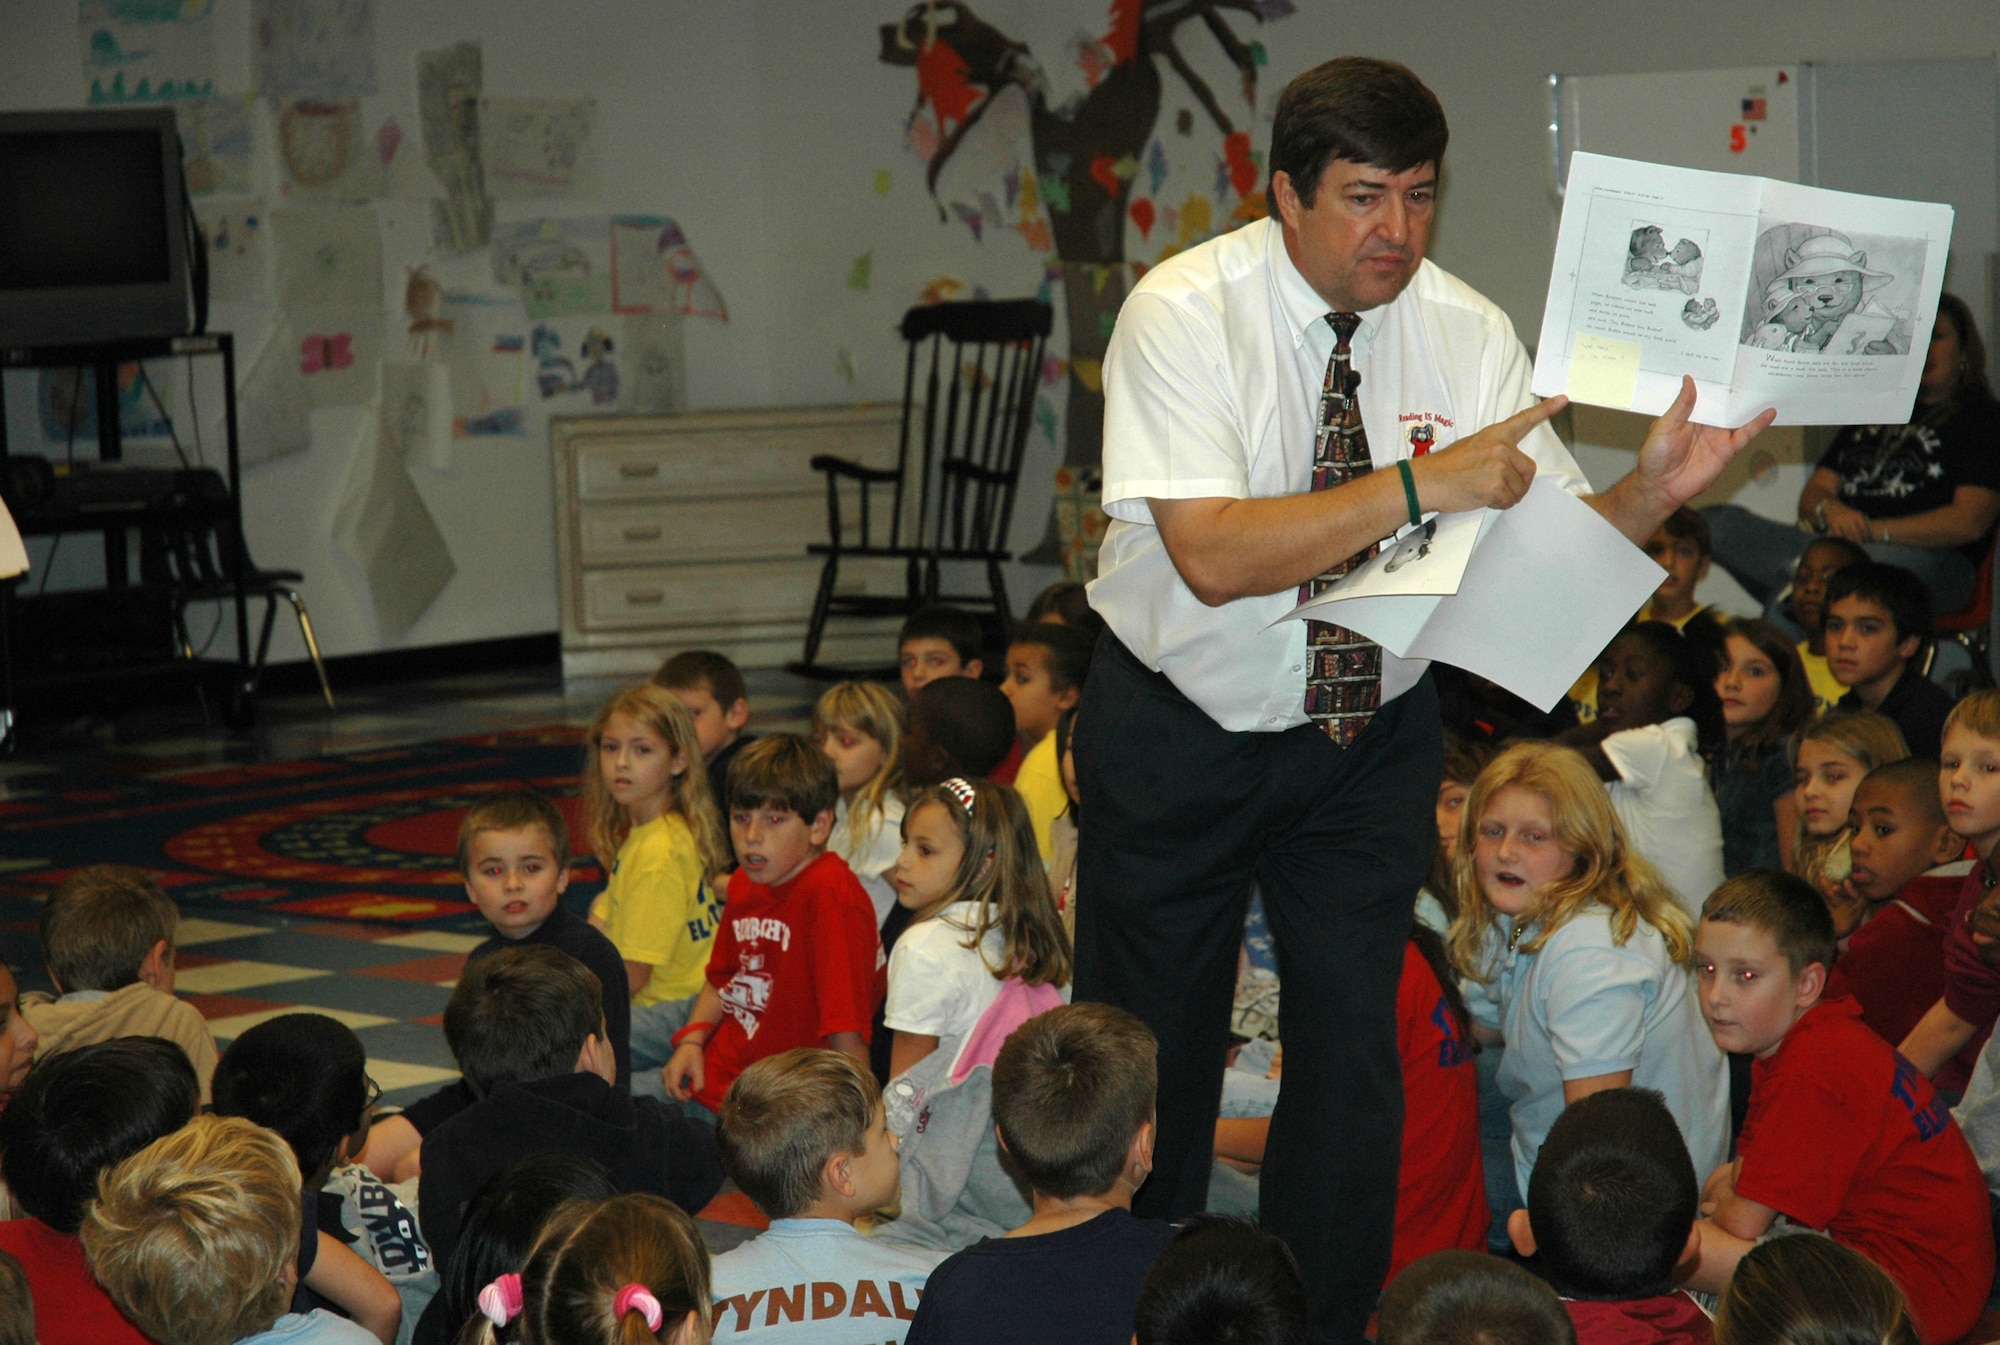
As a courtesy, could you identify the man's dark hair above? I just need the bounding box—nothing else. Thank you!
[1379,1250,1577,1345]
[898,605,986,664]
[443,945,605,1097]
[211,1013,369,1181]
[1268,57,1448,208]
[992,1003,1156,1199]
[1527,1088,1697,1300]
[0,1038,198,1233]
[1133,1215,1307,1345]
[907,677,1016,783]
[1825,562,1933,644]
[1007,621,1098,694]
[653,649,748,710]
[726,733,840,821]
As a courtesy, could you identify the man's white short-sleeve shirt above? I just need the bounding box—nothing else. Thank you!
[1090,216,1589,732]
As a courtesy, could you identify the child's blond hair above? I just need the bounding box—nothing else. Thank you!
[1945,688,2000,743]
[41,864,178,993]
[1447,741,1691,981]
[583,683,730,881]
[717,1048,882,1220]
[80,1115,301,1345]
[1787,711,1909,888]
[812,680,905,836]
[905,779,1072,989]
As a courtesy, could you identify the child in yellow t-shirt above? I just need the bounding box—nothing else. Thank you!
[585,684,730,1099]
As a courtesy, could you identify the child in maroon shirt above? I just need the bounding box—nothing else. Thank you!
[1509,1088,1714,1345]
[1900,695,2000,1093]
[1689,872,1992,1344]
[1822,758,1967,1047]
[664,736,885,1114]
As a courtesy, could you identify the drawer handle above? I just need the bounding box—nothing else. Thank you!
[622,525,663,542]
[625,589,665,605]
[618,461,661,479]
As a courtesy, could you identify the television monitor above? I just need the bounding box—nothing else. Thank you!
[0,107,199,348]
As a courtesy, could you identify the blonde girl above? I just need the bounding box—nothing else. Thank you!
[465,1193,711,1345]
[1779,710,1908,916]
[813,681,906,927]
[883,777,1071,1077]
[584,684,730,1096]
[1448,741,1728,1210]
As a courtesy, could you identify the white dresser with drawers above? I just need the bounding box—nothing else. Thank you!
[549,405,906,679]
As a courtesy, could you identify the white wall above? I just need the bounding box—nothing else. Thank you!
[3,0,1994,661]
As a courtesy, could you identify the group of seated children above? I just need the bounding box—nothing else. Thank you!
[21,556,2000,1345]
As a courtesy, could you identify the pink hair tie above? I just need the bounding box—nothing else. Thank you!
[613,1283,664,1331]
[477,1272,524,1326]
[939,777,978,814]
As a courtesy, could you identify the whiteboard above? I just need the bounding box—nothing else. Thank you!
[1551,66,1799,194]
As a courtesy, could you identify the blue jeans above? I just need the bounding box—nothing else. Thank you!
[627,993,698,1101]
[1703,503,1975,615]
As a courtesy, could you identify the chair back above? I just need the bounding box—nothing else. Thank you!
[896,299,1053,562]
[141,470,241,592]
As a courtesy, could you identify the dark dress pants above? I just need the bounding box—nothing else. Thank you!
[1074,632,1442,1345]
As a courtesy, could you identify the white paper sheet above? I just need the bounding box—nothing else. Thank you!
[80,0,215,104]
[1277,480,1666,711]
[483,98,597,199]
[1534,153,1954,427]
[0,499,28,581]
[274,207,384,308]
[252,0,376,99]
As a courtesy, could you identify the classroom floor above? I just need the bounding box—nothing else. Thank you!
[0,661,823,1112]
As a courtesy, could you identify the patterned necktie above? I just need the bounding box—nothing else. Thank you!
[1301,311,1383,747]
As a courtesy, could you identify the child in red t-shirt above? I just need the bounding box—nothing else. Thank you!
[1688,871,1993,1344]
[1507,1088,1714,1345]
[1211,925,1486,1287]
[1900,693,2000,1095]
[664,736,886,1115]
[1823,758,1967,1047]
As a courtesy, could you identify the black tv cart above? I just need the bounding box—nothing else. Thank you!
[0,332,252,754]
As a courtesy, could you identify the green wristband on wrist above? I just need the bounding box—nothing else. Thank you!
[1397,459,1422,528]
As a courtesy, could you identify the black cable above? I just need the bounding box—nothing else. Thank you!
[185,358,205,467]
[36,369,86,595]
[136,363,191,469]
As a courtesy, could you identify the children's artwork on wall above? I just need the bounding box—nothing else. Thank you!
[196,205,269,304]
[619,313,685,416]
[379,362,452,473]
[417,41,491,254]
[483,99,597,199]
[252,0,377,99]
[526,320,621,406]
[333,424,457,643]
[177,96,257,195]
[37,365,174,444]
[79,0,215,104]
[277,97,384,200]
[492,218,613,318]
[229,331,313,468]
[442,296,527,438]
[609,216,727,320]
[293,307,381,408]
[877,0,1292,575]
[274,207,383,309]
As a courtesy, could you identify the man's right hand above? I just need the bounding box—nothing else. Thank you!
[1409,396,1567,514]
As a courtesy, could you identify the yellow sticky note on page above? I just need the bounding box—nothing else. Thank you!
[1566,332,1642,409]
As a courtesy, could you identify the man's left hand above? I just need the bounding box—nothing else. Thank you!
[1588,375,1774,544]
[1633,374,1776,515]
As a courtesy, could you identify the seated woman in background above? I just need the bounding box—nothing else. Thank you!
[1706,292,2000,619]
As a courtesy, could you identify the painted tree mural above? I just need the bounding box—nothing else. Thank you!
[880,0,1293,576]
